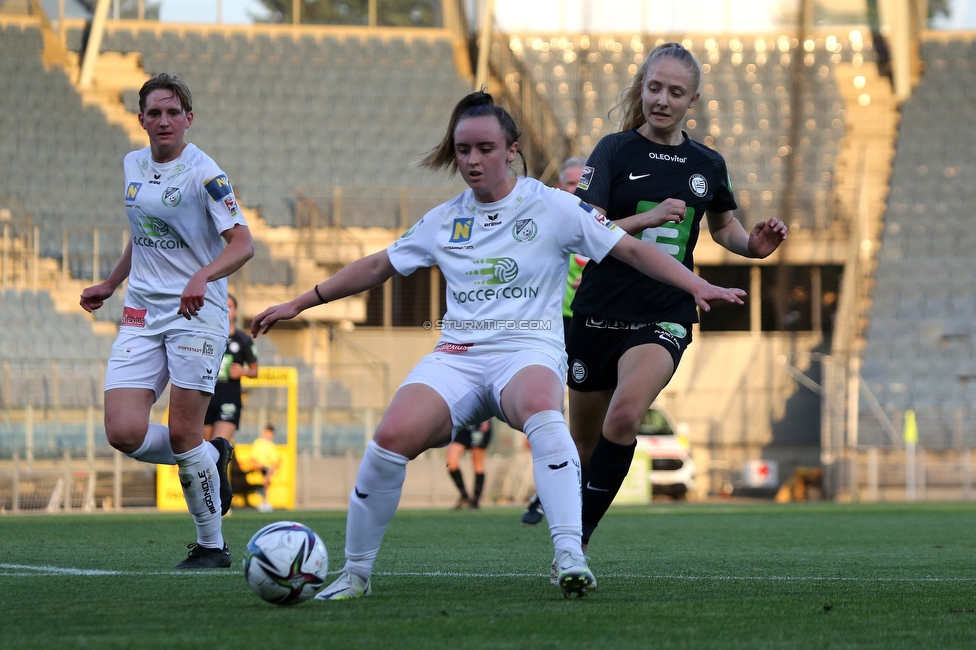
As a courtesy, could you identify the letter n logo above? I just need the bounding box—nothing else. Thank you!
[450,218,473,243]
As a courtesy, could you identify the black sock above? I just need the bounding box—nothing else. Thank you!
[473,472,485,504]
[581,434,636,543]
[449,469,469,500]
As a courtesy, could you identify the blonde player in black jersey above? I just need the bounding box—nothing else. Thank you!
[569,43,787,552]
[251,91,746,600]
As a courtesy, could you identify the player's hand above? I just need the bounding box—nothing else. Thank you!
[748,217,788,258]
[179,273,208,320]
[80,281,115,313]
[228,363,244,380]
[639,198,687,229]
[251,299,302,337]
[690,279,746,313]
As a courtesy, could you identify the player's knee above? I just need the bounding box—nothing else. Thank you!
[104,424,144,455]
[603,407,642,443]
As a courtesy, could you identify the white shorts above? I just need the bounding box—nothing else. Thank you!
[401,346,567,432]
[104,328,226,399]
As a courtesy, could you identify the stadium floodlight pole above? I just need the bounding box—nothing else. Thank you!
[79,0,111,88]
[474,0,495,90]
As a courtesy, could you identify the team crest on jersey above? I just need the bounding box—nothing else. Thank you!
[450,217,474,243]
[577,166,594,191]
[689,173,708,197]
[125,182,142,202]
[401,219,422,238]
[162,187,182,207]
[512,219,538,242]
[466,257,519,285]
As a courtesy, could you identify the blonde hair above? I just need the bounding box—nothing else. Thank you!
[610,42,702,132]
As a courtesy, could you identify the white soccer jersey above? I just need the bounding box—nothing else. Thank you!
[388,176,625,357]
[121,143,247,337]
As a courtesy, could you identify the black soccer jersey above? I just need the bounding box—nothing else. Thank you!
[572,129,737,323]
[212,328,257,402]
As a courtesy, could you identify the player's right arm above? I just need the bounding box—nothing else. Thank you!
[80,241,133,313]
[251,250,397,336]
[587,200,687,235]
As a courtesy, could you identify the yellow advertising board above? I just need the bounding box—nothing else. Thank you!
[156,366,298,511]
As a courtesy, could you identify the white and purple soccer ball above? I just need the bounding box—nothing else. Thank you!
[243,521,328,605]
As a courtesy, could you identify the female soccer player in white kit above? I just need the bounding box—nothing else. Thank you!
[251,91,744,598]
[81,73,253,568]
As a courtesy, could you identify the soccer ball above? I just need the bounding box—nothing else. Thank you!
[243,521,329,605]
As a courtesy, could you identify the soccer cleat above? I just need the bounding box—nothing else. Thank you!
[314,571,372,601]
[174,543,232,569]
[521,494,544,525]
[452,497,472,510]
[209,437,234,516]
[552,549,597,598]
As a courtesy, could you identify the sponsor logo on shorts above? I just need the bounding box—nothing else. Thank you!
[434,342,472,354]
[177,337,218,357]
[219,403,238,420]
[584,316,647,330]
[109,345,132,360]
[162,187,182,207]
[466,257,519,285]
[571,360,587,383]
[120,306,147,328]
[577,166,594,191]
[656,322,687,338]
[512,219,538,242]
[204,174,232,201]
[689,173,708,197]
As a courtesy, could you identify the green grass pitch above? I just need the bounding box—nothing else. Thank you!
[2,502,976,649]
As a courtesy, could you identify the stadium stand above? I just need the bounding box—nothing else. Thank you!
[63,25,471,226]
[859,36,976,447]
[498,33,852,231]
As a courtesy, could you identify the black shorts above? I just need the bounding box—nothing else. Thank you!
[566,314,692,392]
[204,398,242,428]
[453,425,493,449]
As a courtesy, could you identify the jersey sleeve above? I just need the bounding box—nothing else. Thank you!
[708,156,738,214]
[201,161,248,234]
[386,210,438,276]
[574,135,617,209]
[556,193,626,263]
[242,334,258,365]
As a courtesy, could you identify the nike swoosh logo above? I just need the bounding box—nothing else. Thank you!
[354,487,369,499]
[548,461,569,470]
[629,173,650,180]
[586,482,610,492]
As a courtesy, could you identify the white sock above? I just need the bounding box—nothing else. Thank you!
[128,424,175,465]
[343,440,408,579]
[173,442,223,549]
[524,410,583,554]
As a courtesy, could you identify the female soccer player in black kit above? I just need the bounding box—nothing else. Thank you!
[568,42,787,551]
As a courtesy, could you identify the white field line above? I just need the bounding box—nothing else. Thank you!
[1,563,974,582]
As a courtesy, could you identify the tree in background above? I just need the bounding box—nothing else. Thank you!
[255,0,440,27]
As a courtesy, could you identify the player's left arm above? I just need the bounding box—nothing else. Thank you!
[179,224,254,320]
[706,210,787,259]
